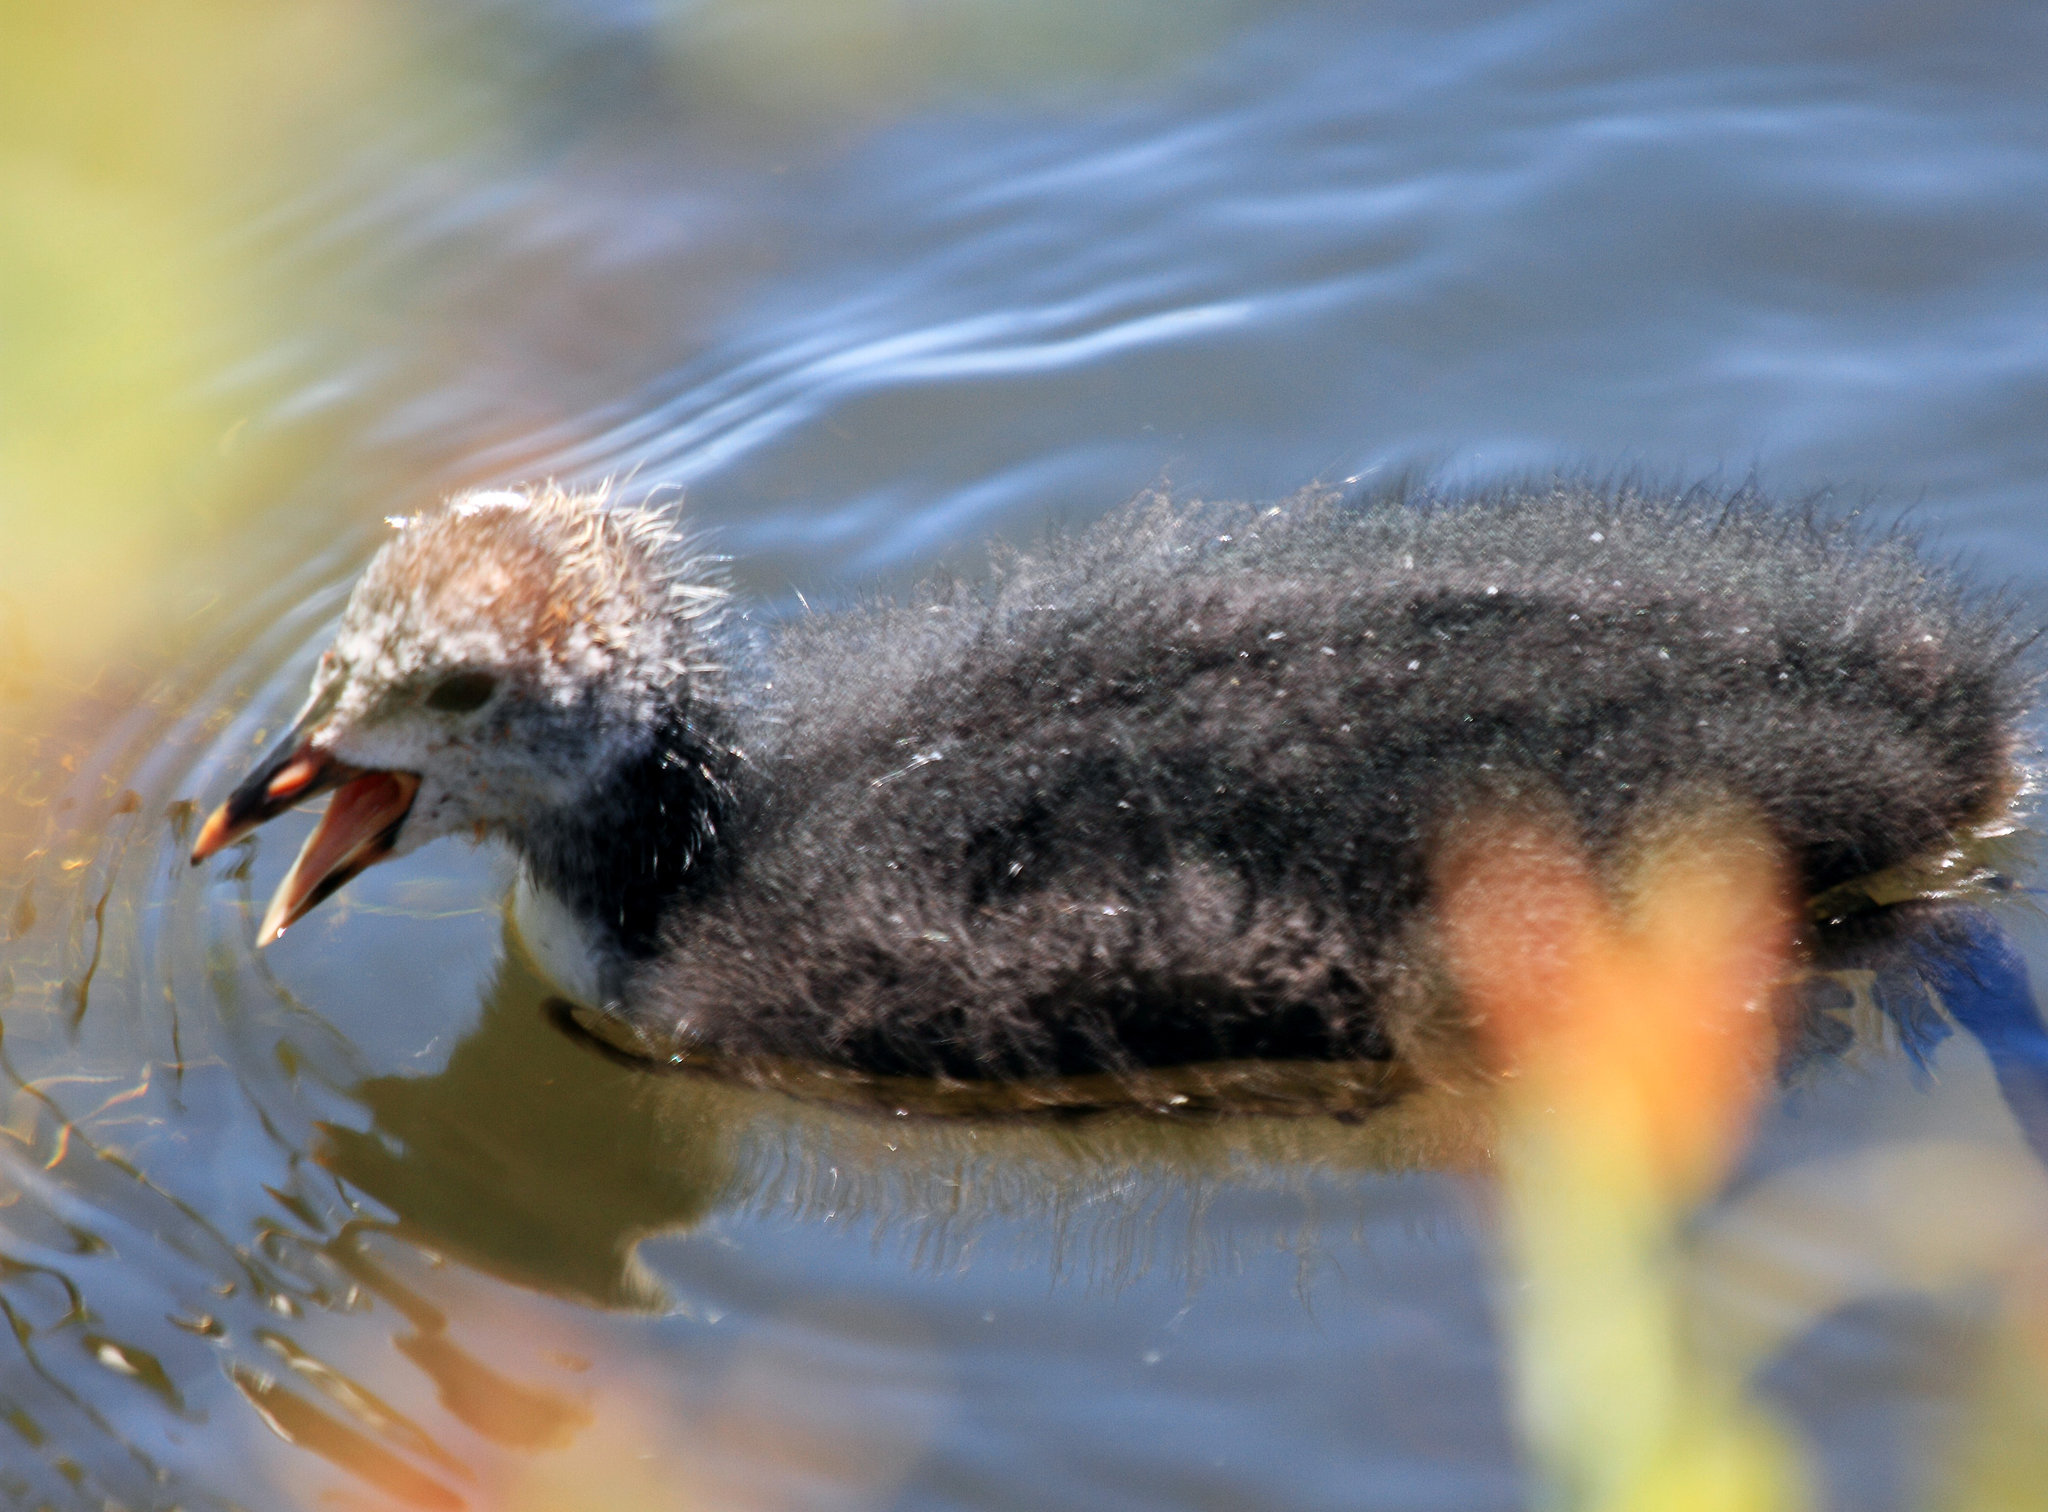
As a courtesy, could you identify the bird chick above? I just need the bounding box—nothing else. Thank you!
[193,481,2031,1080]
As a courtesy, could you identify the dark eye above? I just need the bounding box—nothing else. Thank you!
[425,671,498,714]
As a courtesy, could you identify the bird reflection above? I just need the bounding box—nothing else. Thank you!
[317,893,2048,1316]
[317,941,728,1311]
[318,915,1504,1308]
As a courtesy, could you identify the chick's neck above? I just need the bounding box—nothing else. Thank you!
[506,698,748,963]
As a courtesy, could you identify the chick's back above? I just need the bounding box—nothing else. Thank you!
[633,484,2028,1076]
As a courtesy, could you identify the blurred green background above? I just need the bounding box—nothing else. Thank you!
[0,5,405,704]
[0,0,1242,715]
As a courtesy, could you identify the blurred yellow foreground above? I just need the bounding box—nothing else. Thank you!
[1442,809,2048,1512]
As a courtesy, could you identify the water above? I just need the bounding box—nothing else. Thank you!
[6,1,2048,1506]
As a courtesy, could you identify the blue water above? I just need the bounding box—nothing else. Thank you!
[7,0,2048,1506]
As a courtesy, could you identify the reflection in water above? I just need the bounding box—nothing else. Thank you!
[333,889,2048,1267]
[232,1359,468,1511]
[289,895,2048,1511]
[324,923,1501,1312]
[323,947,726,1311]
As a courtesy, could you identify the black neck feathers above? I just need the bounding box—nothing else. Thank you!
[510,702,746,961]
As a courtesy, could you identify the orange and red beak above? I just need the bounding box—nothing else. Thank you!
[190,727,420,944]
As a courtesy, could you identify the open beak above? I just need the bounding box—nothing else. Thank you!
[191,727,420,944]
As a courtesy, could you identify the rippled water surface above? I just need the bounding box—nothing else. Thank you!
[8,1,2048,1506]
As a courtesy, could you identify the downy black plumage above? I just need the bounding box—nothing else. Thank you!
[192,480,2032,1080]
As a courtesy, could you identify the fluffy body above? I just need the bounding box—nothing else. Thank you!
[282,482,2030,1080]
